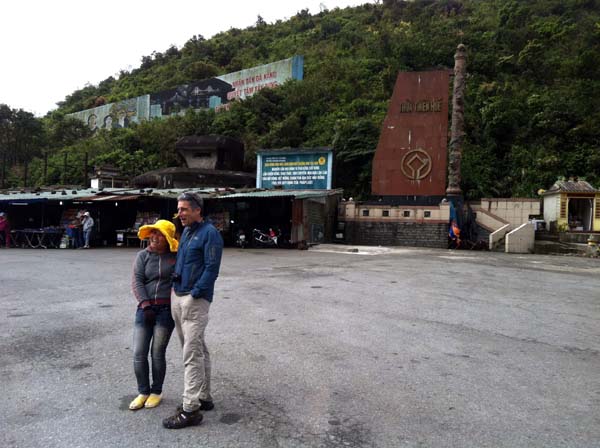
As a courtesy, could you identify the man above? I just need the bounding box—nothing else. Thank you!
[81,212,94,248]
[163,192,223,429]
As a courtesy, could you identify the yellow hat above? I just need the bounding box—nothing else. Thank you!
[137,219,179,252]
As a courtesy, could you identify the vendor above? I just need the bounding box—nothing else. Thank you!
[0,212,10,248]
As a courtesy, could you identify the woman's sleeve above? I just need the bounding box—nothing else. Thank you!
[132,251,151,308]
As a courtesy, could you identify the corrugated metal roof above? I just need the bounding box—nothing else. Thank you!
[109,188,225,199]
[0,188,124,202]
[0,187,342,202]
[104,187,341,200]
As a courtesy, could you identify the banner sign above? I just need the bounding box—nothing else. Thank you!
[68,56,304,129]
[257,149,333,190]
[216,56,304,111]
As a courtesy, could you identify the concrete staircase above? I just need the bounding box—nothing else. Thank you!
[471,207,510,251]
[472,208,536,253]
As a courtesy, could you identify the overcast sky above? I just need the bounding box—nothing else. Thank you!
[1,0,373,117]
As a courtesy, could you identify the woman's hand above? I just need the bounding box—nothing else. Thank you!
[143,306,156,326]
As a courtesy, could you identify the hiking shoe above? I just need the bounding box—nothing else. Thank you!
[177,400,214,413]
[144,393,162,408]
[128,394,149,410]
[163,408,203,429]
[200,400,215,411]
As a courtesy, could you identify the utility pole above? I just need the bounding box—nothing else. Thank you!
[43,150,48,185]
[83,152,88,188]
[1,152,6,189]
[446,44,467,225]
[63,153,68,185]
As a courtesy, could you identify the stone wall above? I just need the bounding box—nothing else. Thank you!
[344,221,448,248]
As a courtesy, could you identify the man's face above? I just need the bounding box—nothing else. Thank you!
[177,200,202,226]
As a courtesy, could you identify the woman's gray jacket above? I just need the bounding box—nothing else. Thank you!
[132,249,176,309]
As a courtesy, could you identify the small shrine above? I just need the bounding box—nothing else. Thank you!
[541,179,600,232]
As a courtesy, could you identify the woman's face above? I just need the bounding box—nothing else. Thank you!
[148,229,168,253]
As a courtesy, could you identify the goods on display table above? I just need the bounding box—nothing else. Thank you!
[12,227,65,249]
[61,208,84,248]
[116,212,160,247]
[209,211,230,233]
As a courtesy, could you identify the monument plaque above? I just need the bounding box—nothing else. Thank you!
[372,71,450,197]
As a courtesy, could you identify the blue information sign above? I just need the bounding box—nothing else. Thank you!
[257,150,332,189]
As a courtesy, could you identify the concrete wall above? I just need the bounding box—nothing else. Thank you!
[505,222,535,253]
[543,194,560,226]
[340,201,450,222]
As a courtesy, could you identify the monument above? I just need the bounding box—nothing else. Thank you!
[371,70,450,203]
[339,46,468,248]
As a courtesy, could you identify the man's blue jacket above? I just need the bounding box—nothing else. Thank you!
[173,220,223,302]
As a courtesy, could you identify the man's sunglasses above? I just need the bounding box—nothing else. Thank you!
[178,193,203,209]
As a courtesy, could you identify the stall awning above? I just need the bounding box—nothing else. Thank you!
[2,198,48,204]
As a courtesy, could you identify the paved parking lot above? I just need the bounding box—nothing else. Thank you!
[2,246,599,447]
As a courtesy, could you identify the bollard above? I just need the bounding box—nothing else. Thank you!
[587,235,600,258]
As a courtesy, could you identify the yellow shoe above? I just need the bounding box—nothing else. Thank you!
[144,393,162,408]
[129,394,149,410]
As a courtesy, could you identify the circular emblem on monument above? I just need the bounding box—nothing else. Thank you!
[401,148,432,180]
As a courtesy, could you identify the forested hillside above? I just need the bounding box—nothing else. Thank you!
[1,0,599,199]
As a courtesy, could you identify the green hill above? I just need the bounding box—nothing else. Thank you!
[2,0,599,198]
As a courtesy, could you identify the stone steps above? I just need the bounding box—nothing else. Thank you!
[533,240,586,256]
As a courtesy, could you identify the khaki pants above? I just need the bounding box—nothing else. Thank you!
[171,292,211,412]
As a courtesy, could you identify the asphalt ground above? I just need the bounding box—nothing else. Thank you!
[1,246,599,448]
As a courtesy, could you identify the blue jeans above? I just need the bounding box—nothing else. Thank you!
[73,228,83,248]
[133,305,175,395]
[83,229,92,247]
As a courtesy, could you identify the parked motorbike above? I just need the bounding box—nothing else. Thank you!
[252,228,279,247]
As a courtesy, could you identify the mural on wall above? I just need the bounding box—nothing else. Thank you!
[70,96,149,131]
[68,56,304,130]
[149,78,233,118]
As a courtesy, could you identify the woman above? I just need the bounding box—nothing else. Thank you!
[129,219,179,410]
